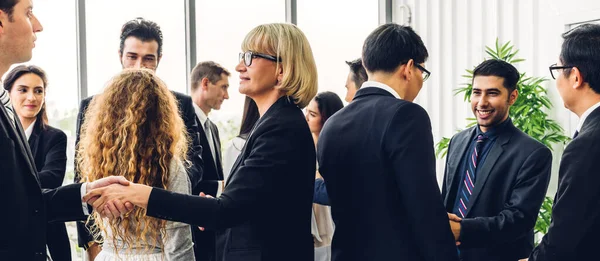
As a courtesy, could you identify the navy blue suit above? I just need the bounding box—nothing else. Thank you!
[317,86,458,261]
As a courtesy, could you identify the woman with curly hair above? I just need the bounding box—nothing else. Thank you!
[77,69,194,260]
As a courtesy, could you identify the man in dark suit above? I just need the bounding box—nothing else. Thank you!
[189,61,230,260]
[441,59,552,261]
[313,58,367,206]
[74,17,204,259]
[316,23,458,261]
[528,23,600,261]
[0,2,129,259]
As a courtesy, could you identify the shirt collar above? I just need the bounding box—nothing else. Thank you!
[193,102,209,126]
[476,117,511,140]
[25,119,36,140]
[576,100,600,133]
[360,81,401,99]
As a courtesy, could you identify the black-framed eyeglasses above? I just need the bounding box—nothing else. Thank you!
[415,64,431,82]
[239,51,281,67]
[549,63,573,80]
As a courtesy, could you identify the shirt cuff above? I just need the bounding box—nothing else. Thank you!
[81,182,90,215]
[217,181,224,197]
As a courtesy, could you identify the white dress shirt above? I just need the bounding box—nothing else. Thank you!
[25,119,36,140]
[360,81,402,99]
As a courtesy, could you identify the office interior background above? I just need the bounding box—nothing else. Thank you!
[10,0,600,258]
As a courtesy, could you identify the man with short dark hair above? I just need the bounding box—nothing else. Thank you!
[317,23,458,261]
[441,59,551,261]
[343,58,367,103]
[528,23,600,261]
[0,1,130,260]
[74,17,204,260]
[189,61,230,261]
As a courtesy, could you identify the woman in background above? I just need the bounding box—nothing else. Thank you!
[222,96,259,181]
[78,69,194,260]
[4,65,71,261]
[305,91,344,261]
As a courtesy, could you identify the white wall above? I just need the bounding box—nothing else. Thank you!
[392,0,600,195]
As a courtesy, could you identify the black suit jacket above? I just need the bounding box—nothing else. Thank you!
[28,120,72,261]
[146,96,315,261]
[1,100,86,261]
[74,91,204,248]
[193,117,224,261]
[530,106,600,261]
[317,87,459,261]
[441,120,552,261]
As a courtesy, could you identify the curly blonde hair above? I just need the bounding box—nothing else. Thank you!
[77,69,188,256]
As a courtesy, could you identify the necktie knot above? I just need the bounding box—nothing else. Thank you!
[476,134,487,142]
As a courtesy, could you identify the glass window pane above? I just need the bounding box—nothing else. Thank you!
[195,0,285,142]
[297,0,379,101]
[86,0,187,95]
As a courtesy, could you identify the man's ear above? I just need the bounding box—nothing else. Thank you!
[508,89,519,106]
[571,67,584,90]
[398,59,414,81]
[201,77,210,91]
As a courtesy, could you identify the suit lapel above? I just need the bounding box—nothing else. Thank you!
[465,127,513,216]
[0,105,39,183]
[443,128,476,206]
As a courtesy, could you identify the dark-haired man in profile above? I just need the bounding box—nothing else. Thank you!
[74,17,204,260]
[528,23,600,261]
[317,23,458,261]
[441,59,551,261]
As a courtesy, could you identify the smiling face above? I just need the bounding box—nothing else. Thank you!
[9,72,45,121]
[471,75,517,132]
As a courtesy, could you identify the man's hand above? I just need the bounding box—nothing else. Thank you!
[83,183,152,219]
[518,259,528,261]
[85,176,131,205]
[448,213,462,245]
[197,192,214,231]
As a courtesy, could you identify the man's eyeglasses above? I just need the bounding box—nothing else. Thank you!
[415,64,431,82]
[549,63,573,80]
[239,51,281,67]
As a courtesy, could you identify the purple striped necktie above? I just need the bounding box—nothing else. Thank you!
[456,134,487,218]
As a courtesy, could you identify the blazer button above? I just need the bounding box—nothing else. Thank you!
[34,209,39,214]
[35,252,44,256]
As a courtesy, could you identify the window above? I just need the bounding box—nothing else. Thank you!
[297,0,379,101]
[85,0,187,95]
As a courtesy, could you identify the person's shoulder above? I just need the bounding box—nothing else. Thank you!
[41,124,67,142]
[170,91,191,102]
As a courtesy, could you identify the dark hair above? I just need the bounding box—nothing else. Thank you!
[314,91,344,125]
[239,96,259,139]
[3,64,49,126]
[345,58,367,89]
[472,59,520,93]
[560,23,600,94]
[190,61,231,92]
[0,0,17,22]
[119,17,163,58]
[362,23,428,73]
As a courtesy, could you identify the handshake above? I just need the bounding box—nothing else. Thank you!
[82,175,152,218]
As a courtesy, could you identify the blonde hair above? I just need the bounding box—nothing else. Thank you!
[242,23,318,108]
[77,69,188,256]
